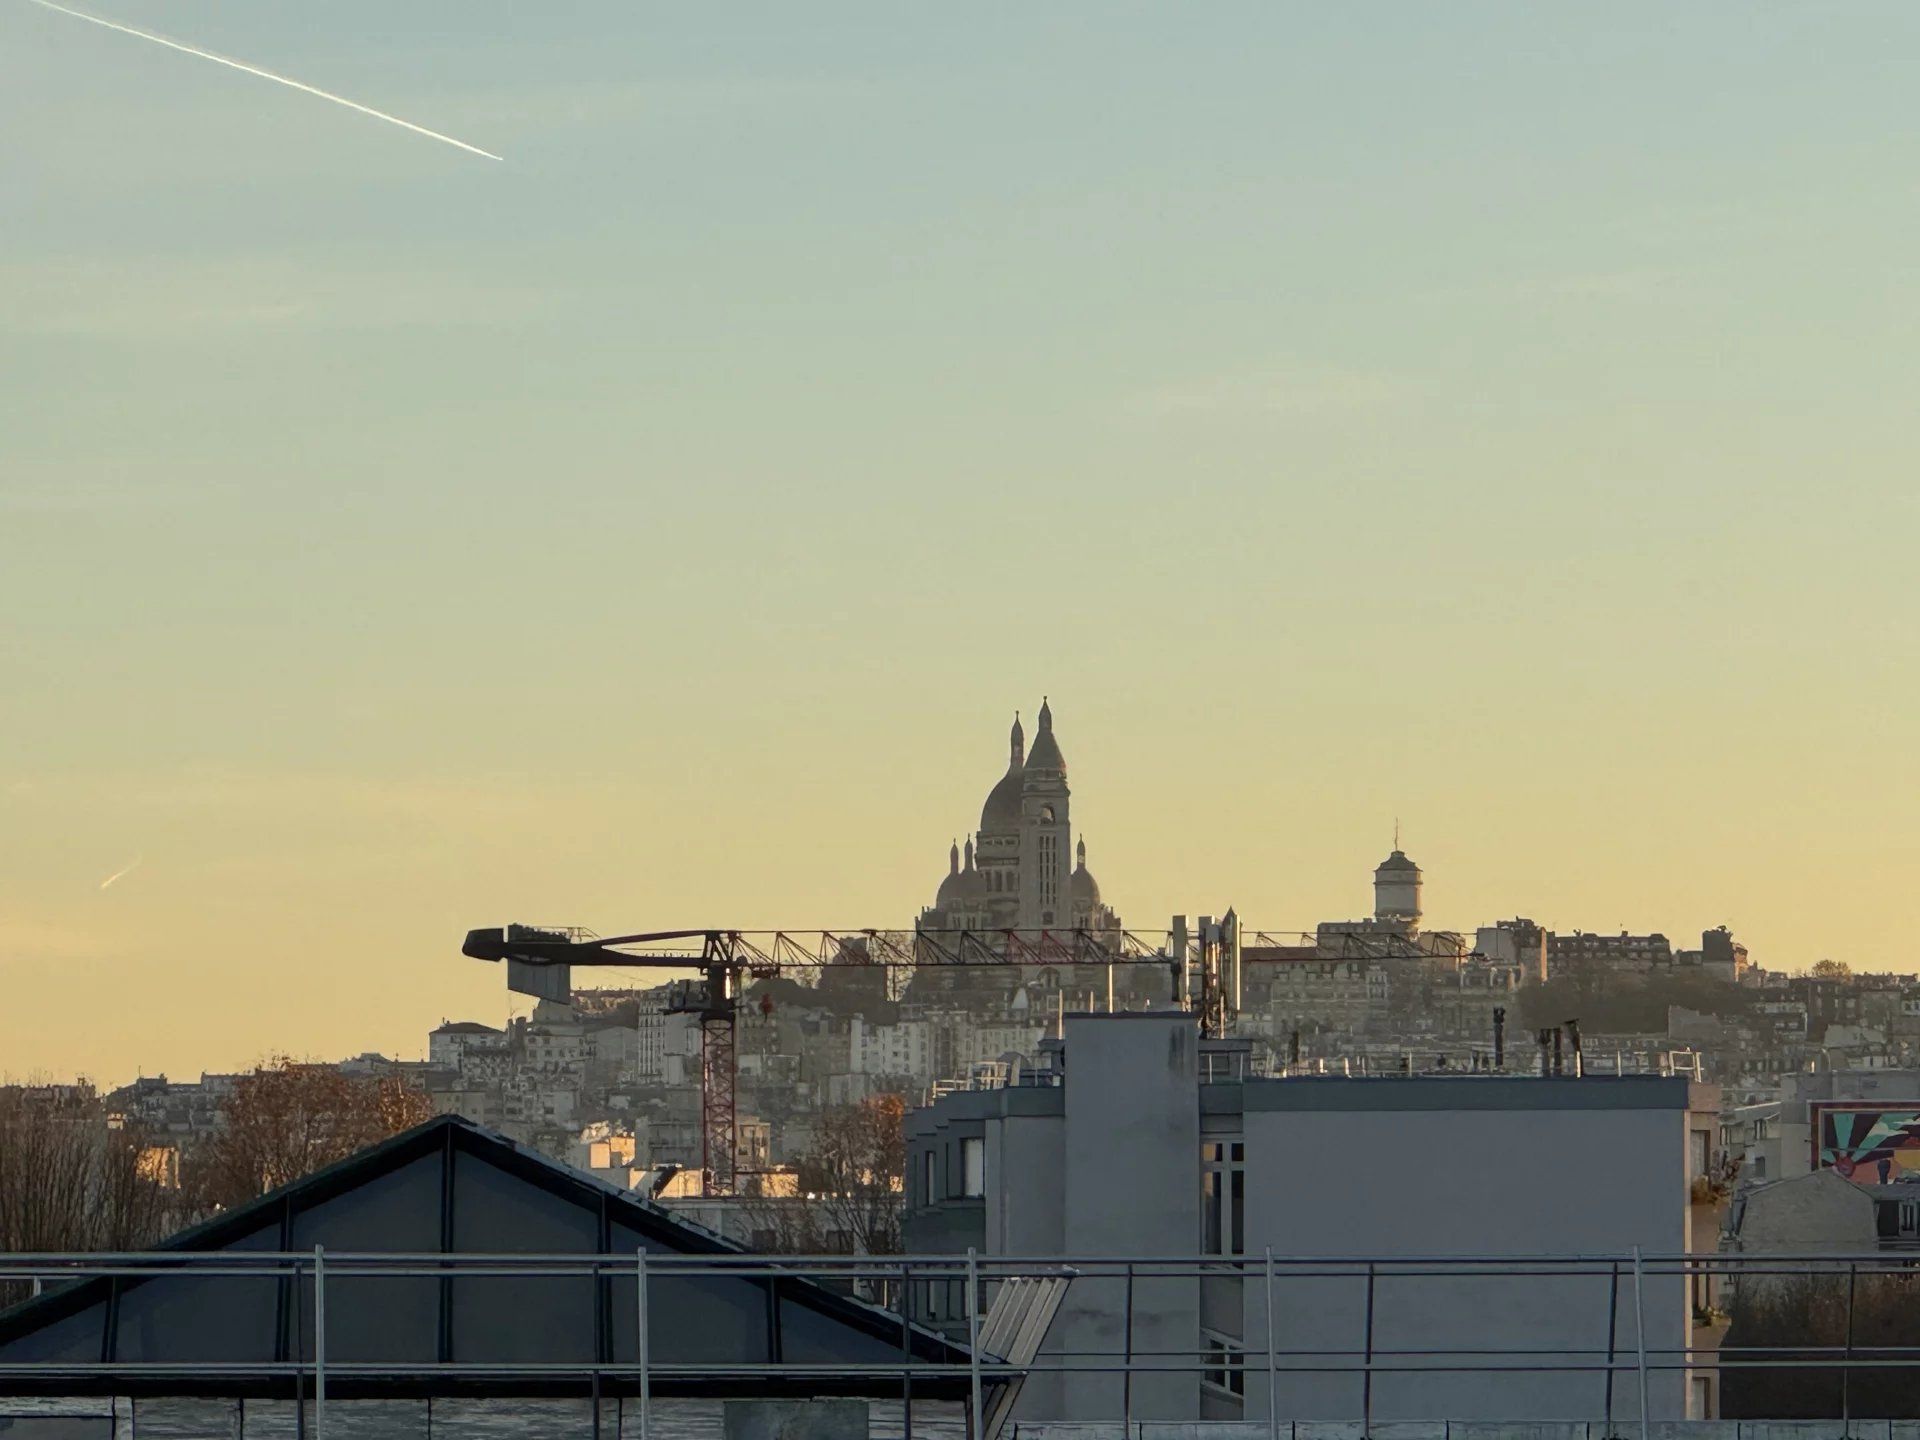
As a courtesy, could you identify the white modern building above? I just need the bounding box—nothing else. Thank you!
[905,1012,1720,1426]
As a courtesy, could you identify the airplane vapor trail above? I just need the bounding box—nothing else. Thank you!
[99,855,142,890]
[25,0,502,161]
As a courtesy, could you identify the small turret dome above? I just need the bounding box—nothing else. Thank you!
[958,840,989,900]
[1070,837,1100,906]
[936,840,966,906]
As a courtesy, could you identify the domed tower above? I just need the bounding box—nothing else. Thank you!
[1069,836,1098,920]
[1018,698,1072,929]
[935,840,966,910]
[1374,845,1423,930]
[956,837,988,925]
[972,713,1026,922]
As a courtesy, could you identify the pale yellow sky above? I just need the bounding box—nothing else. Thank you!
[3,2,1918,1081]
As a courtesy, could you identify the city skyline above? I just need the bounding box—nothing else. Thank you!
[6,1,1919,1081]
[0,692,1865,1083]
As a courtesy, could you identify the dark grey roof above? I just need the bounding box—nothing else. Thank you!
[0,1114,967,1401]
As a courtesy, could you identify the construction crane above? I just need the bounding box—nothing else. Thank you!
[461,918,1248,1196]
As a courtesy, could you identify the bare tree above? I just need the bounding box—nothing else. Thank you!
[744,1093,906,1256]
[0,1083,181,1306]
[183,1058,435,1212]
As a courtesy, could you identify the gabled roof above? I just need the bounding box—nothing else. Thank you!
[0,1114,968,1400]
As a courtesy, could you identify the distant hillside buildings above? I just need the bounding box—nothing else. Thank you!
[89,706,1897,1221]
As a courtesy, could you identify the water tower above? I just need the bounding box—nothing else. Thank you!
[1373,846,1423,928]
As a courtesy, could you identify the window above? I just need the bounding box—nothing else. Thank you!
[1203,1332,1246,1398]
[1202,1141,1245,1255]
[1691,1129,1711,1180]
[922,1149,936,1206]
[961,1137,985,1198]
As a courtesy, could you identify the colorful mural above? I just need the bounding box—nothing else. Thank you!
[1813,1102,1920,1184]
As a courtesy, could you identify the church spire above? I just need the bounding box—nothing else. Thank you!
[1009,711,1024,767]
[949,839,960,875]
[964,837,975,870]
[1023,696,1066,776]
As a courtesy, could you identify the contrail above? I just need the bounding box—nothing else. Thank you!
[25,0,502,161]
[99,855,143,890]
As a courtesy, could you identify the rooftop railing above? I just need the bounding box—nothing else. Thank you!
[3,1250,1916,1440]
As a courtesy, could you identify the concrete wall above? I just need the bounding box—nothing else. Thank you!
[1061,1014,1203,1423]
[987,1107,1067,1417]
[722,1398,868,1440]
[986,1110,1066,1256]
[1010,1424,1918,1440]
[1241,1080,1694,1423]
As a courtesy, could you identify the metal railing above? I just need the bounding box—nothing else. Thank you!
[4,1250,1919,1439]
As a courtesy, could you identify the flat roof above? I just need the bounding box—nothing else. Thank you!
[1241,1074,1700,1113]
[912,1072,1707,1126]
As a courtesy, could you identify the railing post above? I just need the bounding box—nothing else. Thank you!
[635,1247,651,1440]
[901,1259,914,1440]
[1264,1247,1279,1440]
[1122,1262,1134,1436]
[1604,1259,1620,1434]
[1632,1246,1650,1440]
[1362,1261,1376,1434]
[312,1244,326,1440]
[1844,1259,1858,1428]
[966,1248,984,1440]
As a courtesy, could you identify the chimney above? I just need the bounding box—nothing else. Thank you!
[1492,1006,1507,1071]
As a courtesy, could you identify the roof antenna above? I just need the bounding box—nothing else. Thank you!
[1394,817,1401,850]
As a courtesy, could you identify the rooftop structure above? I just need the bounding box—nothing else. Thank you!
[905,1012,1721,1426]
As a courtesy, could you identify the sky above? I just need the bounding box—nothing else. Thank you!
[3,2,1918,1084]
